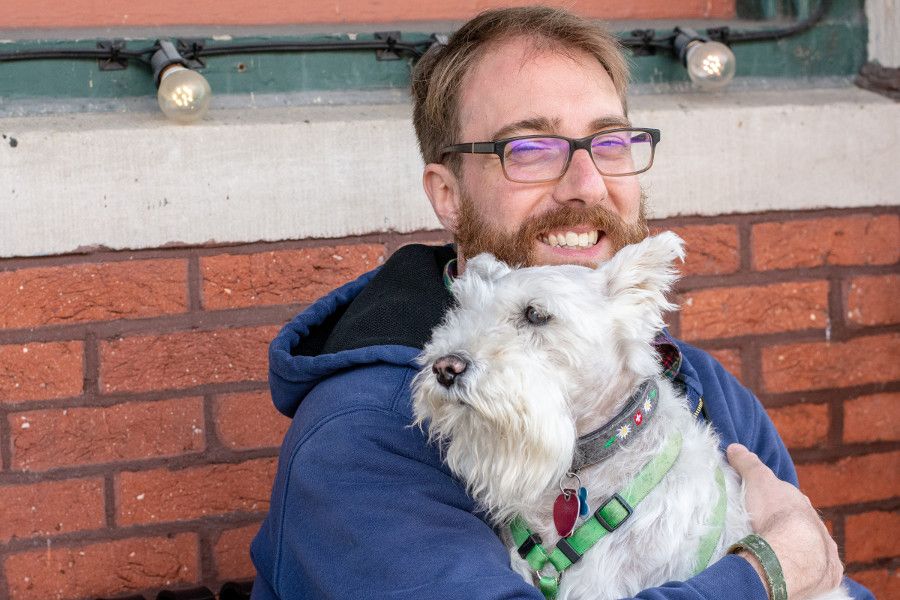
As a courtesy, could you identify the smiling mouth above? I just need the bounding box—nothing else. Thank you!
[539,230,601,249]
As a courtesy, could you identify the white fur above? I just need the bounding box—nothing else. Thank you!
[413,233,849,600]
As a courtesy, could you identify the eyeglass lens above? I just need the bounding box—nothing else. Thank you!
[502,131,654,182]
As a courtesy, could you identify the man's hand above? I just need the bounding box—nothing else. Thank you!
[727,444,844,600]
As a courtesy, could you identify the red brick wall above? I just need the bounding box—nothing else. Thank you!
[0,0,734,29]
[0,208,897,600]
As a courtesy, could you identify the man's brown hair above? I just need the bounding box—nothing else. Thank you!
[411,6,630,171]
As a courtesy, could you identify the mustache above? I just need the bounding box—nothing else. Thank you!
[518,204,638,242]
[456,195,648,267]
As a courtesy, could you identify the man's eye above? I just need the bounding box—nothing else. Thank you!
[593,136,628,149]
[524,305,552,325]
[509,140,554,154]
[506,139,566,169]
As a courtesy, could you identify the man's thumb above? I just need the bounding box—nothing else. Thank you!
[727,443,763,476]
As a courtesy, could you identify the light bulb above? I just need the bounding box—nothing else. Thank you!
[151,40,212,124]
[684,41,736,91]
[157,64,212,124]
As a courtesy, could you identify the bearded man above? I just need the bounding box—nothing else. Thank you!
[250,7,872,600]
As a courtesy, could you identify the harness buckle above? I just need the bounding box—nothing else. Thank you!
[594,493,633,532]
[554,537,582,565]
[517,531,543,559]
[537,564,561,599]
[538,572,560,600]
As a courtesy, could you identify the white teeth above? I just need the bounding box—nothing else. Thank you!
[542,230,600,248]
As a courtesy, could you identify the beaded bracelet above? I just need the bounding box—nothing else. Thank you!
[727,534,787,600]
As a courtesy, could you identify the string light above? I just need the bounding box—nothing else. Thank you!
[151,40,212,124]
[0,1,833,114]
[674,28,737,91]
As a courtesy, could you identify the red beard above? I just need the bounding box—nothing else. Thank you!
[455,196,648,267]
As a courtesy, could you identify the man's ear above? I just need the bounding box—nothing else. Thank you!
[423,163,461,234]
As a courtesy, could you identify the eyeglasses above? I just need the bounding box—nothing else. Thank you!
[441,128,661,183]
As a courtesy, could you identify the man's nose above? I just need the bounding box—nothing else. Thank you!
[553,148,610,206]
[432,354,469,388]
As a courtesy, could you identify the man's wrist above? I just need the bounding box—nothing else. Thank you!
[733,549,771,599]
[728,534,788,600]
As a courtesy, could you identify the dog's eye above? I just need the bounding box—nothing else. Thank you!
[524,305,551,325]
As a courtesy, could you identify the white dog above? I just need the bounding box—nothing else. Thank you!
[413,233,848,600]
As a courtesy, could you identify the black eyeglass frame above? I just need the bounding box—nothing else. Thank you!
[440,127,661,183]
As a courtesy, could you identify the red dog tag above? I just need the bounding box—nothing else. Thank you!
[553,489,580,537]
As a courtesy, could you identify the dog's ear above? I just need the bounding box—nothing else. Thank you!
[464,253,512,281]
[597,232,685,327]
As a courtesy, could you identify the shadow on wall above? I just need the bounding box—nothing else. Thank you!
[99,580,253,600]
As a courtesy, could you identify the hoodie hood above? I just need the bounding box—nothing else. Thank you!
[268,244,456,417]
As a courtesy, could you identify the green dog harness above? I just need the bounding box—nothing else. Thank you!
[510,433,727,599]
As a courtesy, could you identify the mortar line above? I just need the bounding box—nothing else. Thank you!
[829,397,845,450]
[104,472,117,529]
[738,215,752,273]
[0,543,9,600]
[188,250,203,313]
[198,525,218,587]
[827,272,848,342]
[743,340,763,403]
[204,393,224,455]
[0,404,11,471]
[831,510,847,565]
[0,206,894,270]
[83,331,99,402]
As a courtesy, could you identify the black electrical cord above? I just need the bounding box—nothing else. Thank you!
[0,48,153,63]
[617,0,829,53]
[707,0,830,43]
[0,36,434,64]
[0,1,830,65]
[188,39,434,59]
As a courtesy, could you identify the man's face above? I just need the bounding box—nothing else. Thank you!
[451,37,647,268]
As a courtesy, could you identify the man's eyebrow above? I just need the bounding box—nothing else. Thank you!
[489,117,557,141]
[488,116,633,141]
[589,116,632,131]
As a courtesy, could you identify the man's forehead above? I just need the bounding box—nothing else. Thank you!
[456,37,625,141]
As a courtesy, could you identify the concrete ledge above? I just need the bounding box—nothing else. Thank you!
[1,86,897,258]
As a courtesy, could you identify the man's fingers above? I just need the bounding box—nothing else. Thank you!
[726,443,765,476]
[726,444,845,597]
[726,443,748,458]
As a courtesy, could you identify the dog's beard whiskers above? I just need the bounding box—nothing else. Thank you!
[415,378,575,522]
[446,429,571,523]
[441,415,575,523]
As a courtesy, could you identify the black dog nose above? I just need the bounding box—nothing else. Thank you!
[432,354,468,388]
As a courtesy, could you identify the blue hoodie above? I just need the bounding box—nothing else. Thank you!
[250,244,872,600]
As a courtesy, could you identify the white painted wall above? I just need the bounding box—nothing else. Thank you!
[866,0,899,67]
[1,87,898,258]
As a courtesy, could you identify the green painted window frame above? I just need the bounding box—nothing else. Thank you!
[0,1,866,101]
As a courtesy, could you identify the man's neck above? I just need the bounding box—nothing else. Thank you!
[456,248,468,275]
